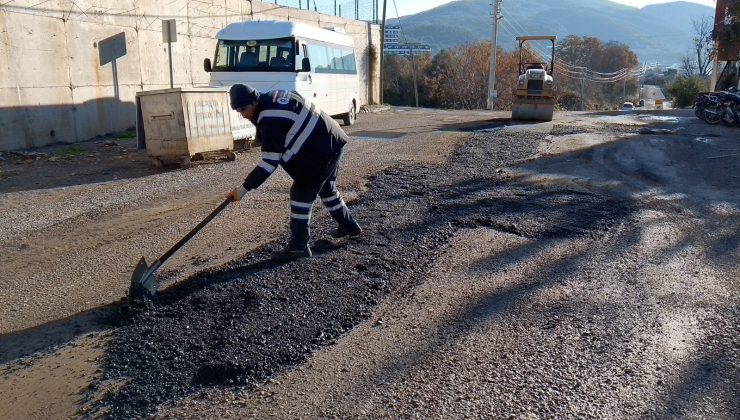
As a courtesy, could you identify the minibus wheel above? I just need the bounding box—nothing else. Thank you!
[342,102,355,126]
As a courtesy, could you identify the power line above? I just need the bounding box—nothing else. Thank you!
[390,0,408,44]
[499,3,643,83]
[390,0,419,107]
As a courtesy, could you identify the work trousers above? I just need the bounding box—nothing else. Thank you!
[288,148,357,248]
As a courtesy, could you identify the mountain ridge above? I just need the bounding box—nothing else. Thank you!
[388,0,714,65]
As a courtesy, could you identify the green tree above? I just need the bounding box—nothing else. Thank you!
[555,36,640,109]
[382,54,413,106]
[666,76,709,108]
[382,53,433,107]
[382,35,640,111]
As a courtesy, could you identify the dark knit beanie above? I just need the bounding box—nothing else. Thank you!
[229,84,260,110]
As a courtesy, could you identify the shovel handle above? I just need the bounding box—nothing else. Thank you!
[156,197,232,264]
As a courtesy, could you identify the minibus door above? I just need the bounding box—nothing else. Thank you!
[296,41,317,105]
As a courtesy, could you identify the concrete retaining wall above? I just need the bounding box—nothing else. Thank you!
[0,1,380,151]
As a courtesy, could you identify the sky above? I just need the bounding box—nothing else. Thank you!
[393,0,716,17]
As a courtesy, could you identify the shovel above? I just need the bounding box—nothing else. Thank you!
[129,197,233,299]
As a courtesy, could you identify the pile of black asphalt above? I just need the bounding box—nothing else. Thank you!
[89,123,635,418]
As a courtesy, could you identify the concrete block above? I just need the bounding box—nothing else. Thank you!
[286,8,321,24]
[3,12,70,87]
[252,2,292,22]
[127,0,186,23]
[0,86,76,149]
[137,27,178,88]
[58,0,139,28]
[169,34,194,87]
[3,0,65,19]
[66,20,143,88]
[317,15,345,27]
[71,85,137,140]
[191,36,216,86]
[0,14,18,90]
[186,0,229,38]
[134,28,195,88]
[0,88,28,150]
[225,0,251,25]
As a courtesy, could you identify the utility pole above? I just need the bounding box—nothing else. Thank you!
[623,77,626,100]
[580,67,585,111]
[486,0,502,110]
[380,0,387,104]
[410,46,419,107]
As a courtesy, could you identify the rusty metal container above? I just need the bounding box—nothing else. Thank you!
[135,87,254,167]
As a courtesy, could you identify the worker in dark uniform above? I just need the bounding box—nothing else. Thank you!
[226,84,362,259]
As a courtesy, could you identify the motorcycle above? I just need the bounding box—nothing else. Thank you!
[693,93,712,121]
[692,89,740,127]
[702,94,724,125]
[720,92,740,127]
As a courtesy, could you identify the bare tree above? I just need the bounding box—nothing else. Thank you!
[680,52,696,76]
[681,16,715,77]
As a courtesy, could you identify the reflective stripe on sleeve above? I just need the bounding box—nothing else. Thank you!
[261,152,282,160]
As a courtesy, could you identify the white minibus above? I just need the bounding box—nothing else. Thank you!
[204,20,360,125]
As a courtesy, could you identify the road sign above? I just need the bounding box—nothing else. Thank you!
[162,20,177,43]
[162,20,177,88]
[98,32,126,66]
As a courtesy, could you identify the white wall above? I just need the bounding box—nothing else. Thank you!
[0,1,380,150]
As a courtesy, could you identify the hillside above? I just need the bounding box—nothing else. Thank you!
[389,0,714,65]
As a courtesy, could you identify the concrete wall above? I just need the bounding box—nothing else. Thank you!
[0,1,380,151]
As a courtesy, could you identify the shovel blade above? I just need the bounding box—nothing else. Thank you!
[128,257,158,299]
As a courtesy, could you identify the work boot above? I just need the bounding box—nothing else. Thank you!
[331,222,363,239]
[271,243,312,261]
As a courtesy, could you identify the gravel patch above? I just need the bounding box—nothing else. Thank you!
[88,124,640,417]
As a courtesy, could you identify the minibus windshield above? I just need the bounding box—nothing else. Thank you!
[213,37,295,72]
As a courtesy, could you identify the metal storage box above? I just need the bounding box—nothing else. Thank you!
[135,87,254,167]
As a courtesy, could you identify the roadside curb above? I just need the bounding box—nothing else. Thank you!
[360,105,391,114]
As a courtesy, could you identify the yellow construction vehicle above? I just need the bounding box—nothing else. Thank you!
[512,36,557,121]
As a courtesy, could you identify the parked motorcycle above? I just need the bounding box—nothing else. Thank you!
[702,94,723,125]
[693,92,713,121]
[692,89,740,127]
[720,92,740,127]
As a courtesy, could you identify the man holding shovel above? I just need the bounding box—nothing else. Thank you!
[227,84,362,260]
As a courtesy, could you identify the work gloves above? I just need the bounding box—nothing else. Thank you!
[227,185,248,203]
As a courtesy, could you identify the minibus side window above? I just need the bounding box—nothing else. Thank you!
[307,43,330,73]
[329,47,343,72]
[342,48,357,74]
